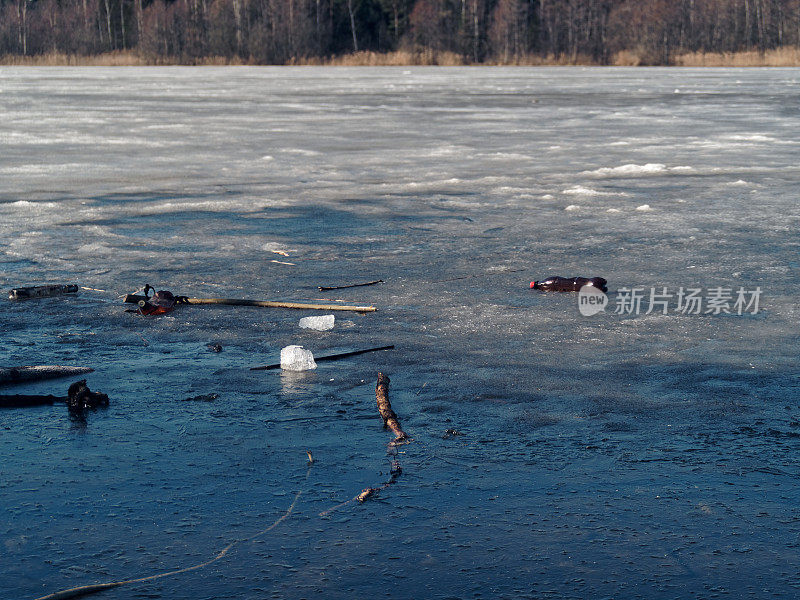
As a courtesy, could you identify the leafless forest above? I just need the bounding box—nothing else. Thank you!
[3,0,800,64]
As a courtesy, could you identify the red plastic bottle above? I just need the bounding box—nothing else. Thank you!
[530,276,608,293]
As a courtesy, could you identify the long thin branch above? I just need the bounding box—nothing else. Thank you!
[318,280,384,291]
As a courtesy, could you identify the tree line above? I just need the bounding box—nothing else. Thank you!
[2,0,800,64]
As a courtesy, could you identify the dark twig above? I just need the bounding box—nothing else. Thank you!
[250,345,394,370]
[318,279,384,292]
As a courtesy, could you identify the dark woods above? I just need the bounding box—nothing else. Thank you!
[2,0,800,64]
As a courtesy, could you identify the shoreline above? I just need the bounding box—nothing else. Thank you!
[3,48,800,67]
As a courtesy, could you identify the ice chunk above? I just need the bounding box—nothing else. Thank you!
[299,314,335,331]
[280,345,317,371]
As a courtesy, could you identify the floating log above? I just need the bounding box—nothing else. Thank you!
[0,365,94,386]
[318,279,384,291]
[0,381,108,410]
[123,294,376,313]
[0,394,62,408]
[8,284,79,300]
[251,345,394,370]
[375,372,407,442]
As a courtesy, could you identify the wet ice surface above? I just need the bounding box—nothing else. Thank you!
[1,66,800,599]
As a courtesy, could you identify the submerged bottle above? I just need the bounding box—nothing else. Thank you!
[530,276,608,293]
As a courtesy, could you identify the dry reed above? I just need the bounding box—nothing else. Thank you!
[0,51,246,66]
[675,47,800,66]
[4,47,800,67]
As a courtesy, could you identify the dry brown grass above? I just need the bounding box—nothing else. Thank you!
[295,50,466,66]
[0,51,248,66]
[484,53,602,65]
[611,50,644,66]
[4,46,800,67]
[0,51,145,66]
[675,47,800,66]
[302,50,607,66]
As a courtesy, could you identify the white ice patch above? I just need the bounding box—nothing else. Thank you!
[727,179,750,186]
[77,242,113,255]
[479,152,532,161]
[723,134,777,143]
[562,186,613,196]
[427,145,463,157]
[136,199,262,216]
[299,315,335,331]
[635,204,653,211]
[7,200,58,209]
[261,242,292,254]
[565,204,580,211]
[583,163,694,177]
[284,149,321,156]
[585,163,667,176]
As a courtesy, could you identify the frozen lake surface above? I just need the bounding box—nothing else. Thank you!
[2,66,799,599]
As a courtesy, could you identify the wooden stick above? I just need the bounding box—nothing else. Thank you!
[123,295,376,313]
[0,366,94,386]
[318,280,384,291]
[250,345,394,371]
[184,298,376,312]
[376,372,407,442]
